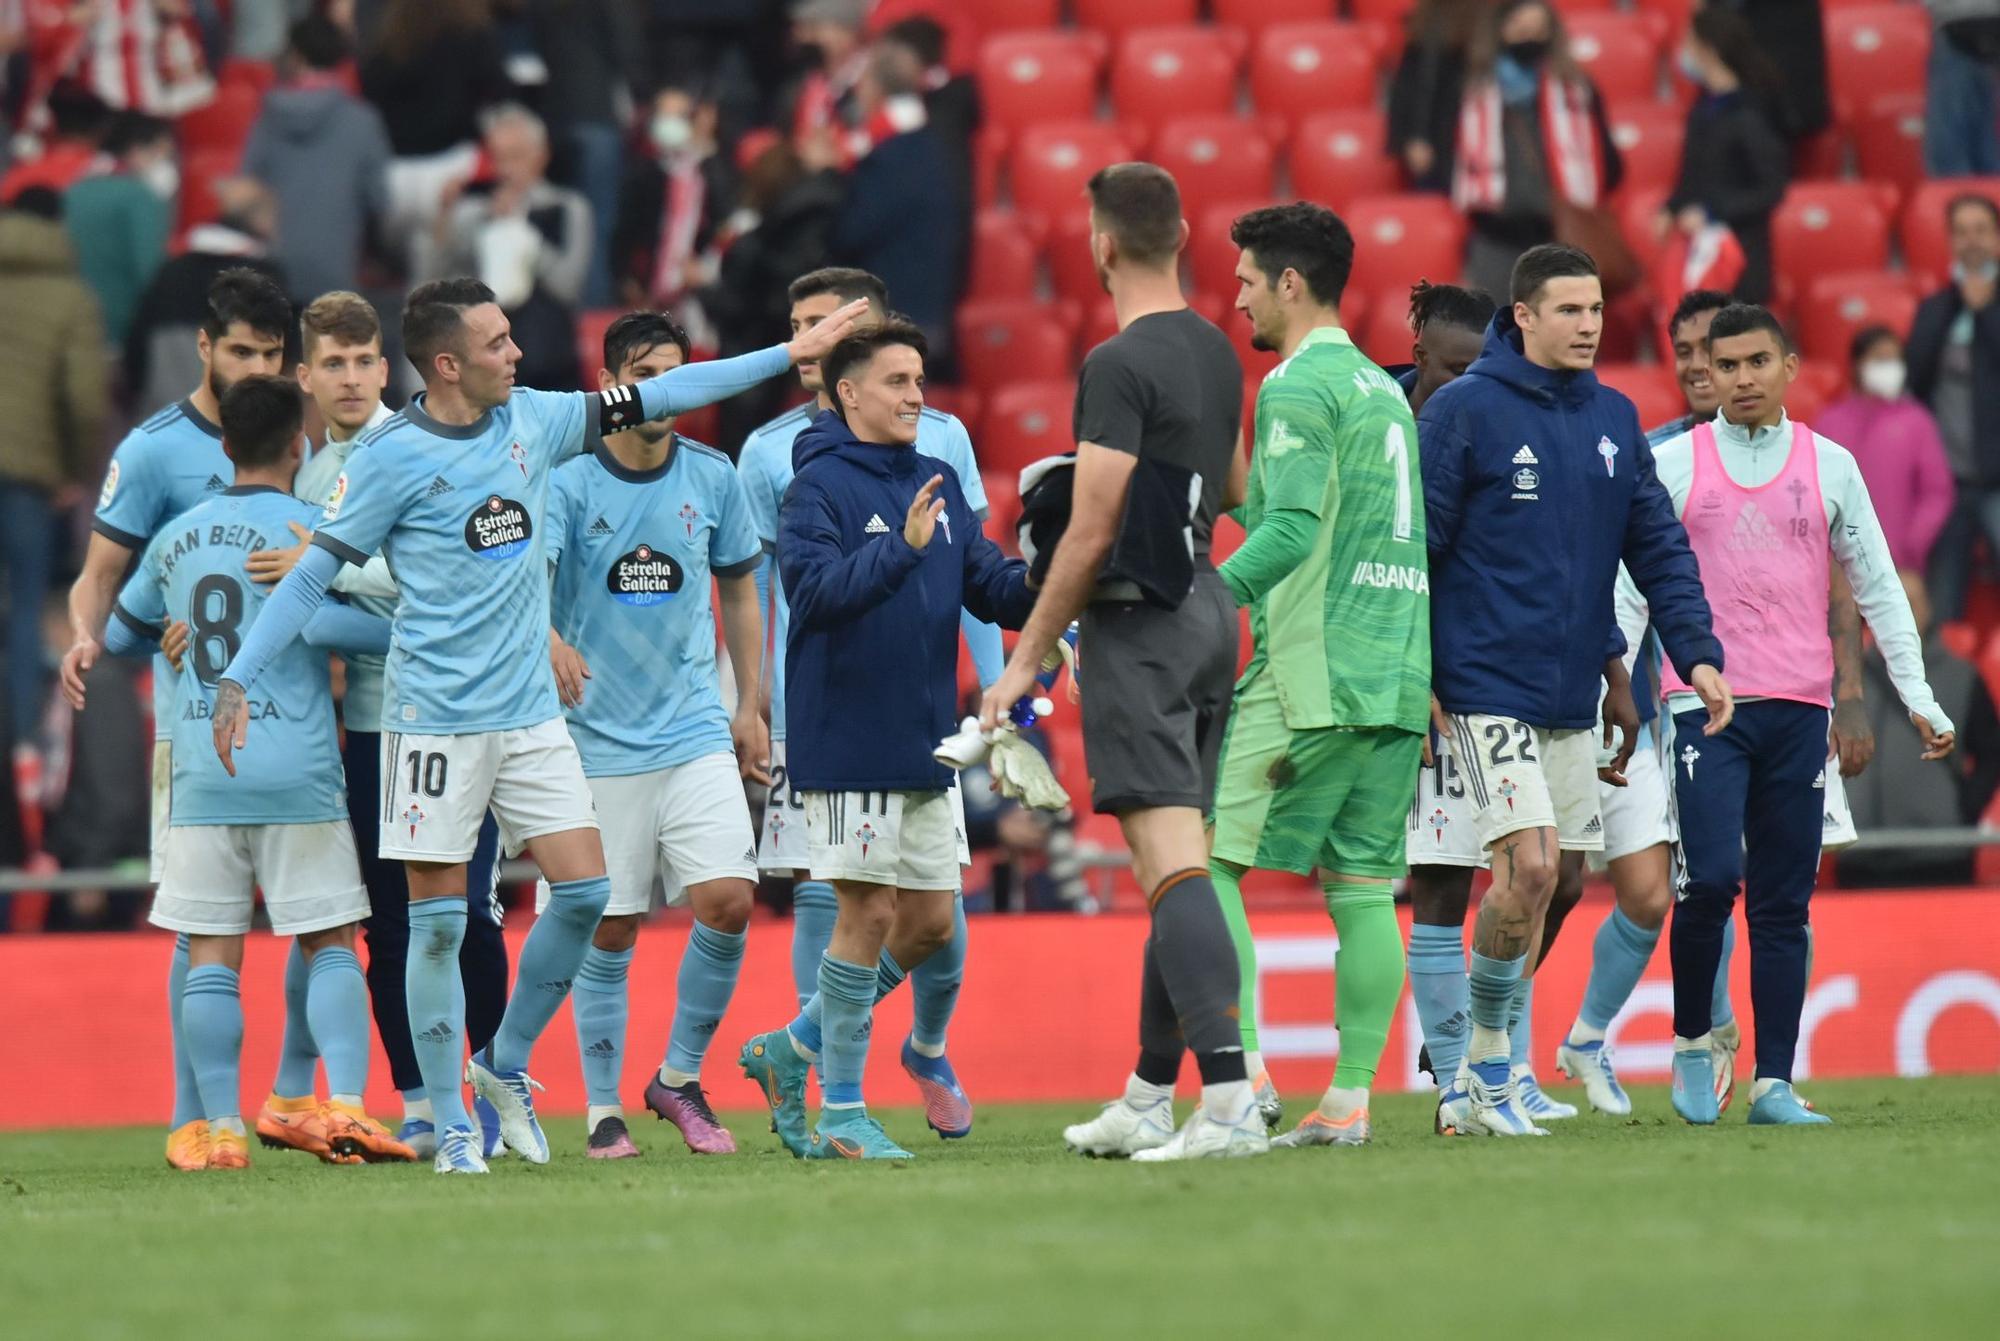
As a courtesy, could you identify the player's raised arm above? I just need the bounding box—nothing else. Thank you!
[602,298,871,434]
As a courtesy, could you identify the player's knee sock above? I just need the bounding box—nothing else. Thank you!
[816,953,877,1110]
[664,923,745,1083]
[305,946,370,1102]
[405,899,470,1131]
[1466,949,1524,1064]
[168,935,203,1129]
[1135,936,1185,1083]
[181,964,243,1128]
[1508,977,1535,1071]
[789,948,907,1062]
[1710,915,1737,1030]
[1149,870,1248,1112]
[490,874,610,1073]
[571,945,631,1109]
[1325,881,1404,1090]
[790,881,837,1008]
[1211,859,1261,1056]
[907,897,964,1055]
[1577,906,1660,1037]
[1407,921,1469,1084]
[272,940,319,1099]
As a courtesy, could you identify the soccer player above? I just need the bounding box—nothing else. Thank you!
[59,267,290,1170]
[96,376,410,1169]
[541,312,767,1158]
[739,321,1033,1160]
[979,165,1255,1161]
[245,292,512,1160]
[211,277,865,1172]
[739,267,998,1137]
[1202,204,1428,1148]
[1418,243,1730,1137]
[1654,305,1954,1126]
[1399,280,1494,414]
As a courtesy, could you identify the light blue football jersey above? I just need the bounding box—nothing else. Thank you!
[91,398,232,740]
[547,437,762,776]
[312,388,597,734]
[114,488,350,826]
[293,404,397,732]
[737,405,987,741]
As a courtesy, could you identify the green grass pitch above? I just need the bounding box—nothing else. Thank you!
[3,1078,1996,1340]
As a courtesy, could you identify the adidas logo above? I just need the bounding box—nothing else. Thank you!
[694,1020,718,1035]
[417,1020,456,1044]
[741,847,757,863]
[537,978,573,994]
[1584,815,1603,836]
[587,515,614,537]
[203,473,226,491]
[1513,445,1539,465]
[584,1038,617,1057]
[1727,501,1781,553]
[426,475,455,498]
[864,514,891,534]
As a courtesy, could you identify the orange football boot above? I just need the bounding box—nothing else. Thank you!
[323,1101,418,1163]
[256,1093,358,1164]
[165,1119,211,1171]
[206,1126,251,1169]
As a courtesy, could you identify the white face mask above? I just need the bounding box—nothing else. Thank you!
[1859,358,1906,400]
[140,158,179,201]
[650,114,693,156]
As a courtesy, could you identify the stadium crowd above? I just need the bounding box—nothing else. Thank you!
[4,0,2000,940]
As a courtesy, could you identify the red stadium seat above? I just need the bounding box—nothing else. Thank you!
[574,309,622,384]
[1355,291,1417,369]
[979,380,1079,475]
[1110,25,1246,127]
[1288,108,1399,209]
[176,145,239,234]
[1348,0,1416,22]
[968,209,1045,301]
[1077,0,1200,41]
[1595,363,1684,431]
[176,84,261,157]
[1342,194,1468,301]
[974,126,1005,207]
[1044,209,1102,306]
[1250,22,1381,120]
[1147,116,1277,218]
[1797,271,1919,364]
[922,385,982,432]
[1008,121,1138,223]
[962,0,1061,34]
[1902,178,2000,287]
[1605,99,1686,198]
[978,467,1021,552]
[1824,5,1931,125]
[977,32,1105,133]
[1212,0,1336,38]
[1187,199,1270,297]
[1771,182,1890,302]
[1791,126,1849,182]
[1851,95,1927,198]
[1564,12,1666,99]
[955,299,1080,397]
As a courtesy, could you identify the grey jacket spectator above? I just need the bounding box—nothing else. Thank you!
[243,16,393,304]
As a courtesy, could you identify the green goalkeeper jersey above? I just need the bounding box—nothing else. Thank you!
[1240,325,1431,733]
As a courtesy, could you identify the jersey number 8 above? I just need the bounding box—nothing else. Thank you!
[189,574,244,687]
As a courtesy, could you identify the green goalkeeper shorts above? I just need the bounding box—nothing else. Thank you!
[1209,669,1422,879]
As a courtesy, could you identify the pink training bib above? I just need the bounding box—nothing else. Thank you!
[1661,419,1833,707]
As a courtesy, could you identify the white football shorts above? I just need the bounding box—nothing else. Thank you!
[151,820,369,936]
[379,718,596,863]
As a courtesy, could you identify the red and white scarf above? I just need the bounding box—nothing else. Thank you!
[1453,76,1604,213]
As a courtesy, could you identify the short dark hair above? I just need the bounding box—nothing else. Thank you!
[403,277,497,378]
[1088,162,1184,268]
[787,267,888,310]
[823,320,928,418]
[1706,302,1793,355]
[602,311,691,376]
[299,291,381,357]
[1230,201,1355,307]
[219,375,304,469]
[1947,192,2000,231]
[1848,323,1900,367]
[8,186,61,222]
[882,15,946,67]
[1510,243,1598,306]
[1668,288,1733,343]
[289,13,352,70]
[202,267,292,345]
[102,111,172,158]
[46,80,109,140]
[1410,280,1495,336]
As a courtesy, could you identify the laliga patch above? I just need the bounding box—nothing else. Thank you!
[465,494,533,560]
[606,543,683,605]
[322,471,348,521]
[98,460,121,509]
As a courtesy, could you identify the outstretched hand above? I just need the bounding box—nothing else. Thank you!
[785,298,871,366]
[211,678,250,776]
[904,474,946,549]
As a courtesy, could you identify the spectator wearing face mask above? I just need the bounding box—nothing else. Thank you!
[62,110,173,348]
[1910,194,2000,621]
[613,84,734,313]
[1818,327,1956,592]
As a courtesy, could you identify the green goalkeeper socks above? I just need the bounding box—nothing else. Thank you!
[1210,858,1260,1054]
[1324,879,1405,1089]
